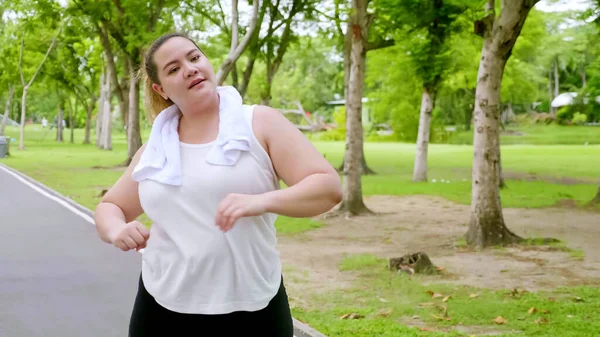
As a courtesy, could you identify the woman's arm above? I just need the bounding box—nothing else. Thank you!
[215,105,342,232]
[94,145,149,250]
[256,105,342,217]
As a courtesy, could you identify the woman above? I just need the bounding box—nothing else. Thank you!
[93,32,342,337]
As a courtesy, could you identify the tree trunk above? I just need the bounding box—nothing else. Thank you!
[591,184,600,205]
[0,86,15,136]
[548,69,554,115]
[412,87,435,182]
[70,99,75,144]
[337,19,376,176]
[56,99,64,142]
[84,92,96,145]
[581,63,586,88]
[125,58,142,164]
[18,86,28,150]
[550,56,559,115]
[553,56,559,98]
[466,0,538,248]
[98,23,128,127]
[100,65,112,150]
[337,0,372,216]
[96,70,106,149]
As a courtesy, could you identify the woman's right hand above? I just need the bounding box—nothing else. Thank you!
[109,221,150,252]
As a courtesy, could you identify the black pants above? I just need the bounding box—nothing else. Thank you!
[128,273,294,337]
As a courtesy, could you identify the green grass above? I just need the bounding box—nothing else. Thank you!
[339,253,387,271]
[291,253,600,337]
[448,124,600,145]
[2,125,598,214]
[520,238,586,261]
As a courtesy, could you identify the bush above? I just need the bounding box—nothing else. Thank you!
[572,112,588,125]
[556,107,573,125]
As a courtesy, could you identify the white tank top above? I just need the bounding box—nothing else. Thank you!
[138,104,282,314]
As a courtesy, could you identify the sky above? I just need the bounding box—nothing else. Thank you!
[535,0,593,12]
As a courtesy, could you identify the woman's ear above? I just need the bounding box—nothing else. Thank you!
[152,83,169,100]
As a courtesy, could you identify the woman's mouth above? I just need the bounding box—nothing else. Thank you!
[188,78,205,89]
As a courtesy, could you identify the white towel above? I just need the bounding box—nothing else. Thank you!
[131,86,252,186]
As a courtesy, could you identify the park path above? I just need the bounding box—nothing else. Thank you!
[0,163,141,337]
[0,163,318,337]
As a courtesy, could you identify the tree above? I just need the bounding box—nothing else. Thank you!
[466,0,540,248]
[378,0,468,182]
[259,0,312,105]
[72,0,178,163]
[331,0,394,175]
[338,0,373,216]
[17,20,62,150]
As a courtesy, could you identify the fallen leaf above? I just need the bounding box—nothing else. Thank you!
[547,297,556,302]
[528,307,537,315]
[439,305,448,316]
[436,266,445,272]
[469,293,480,298]
[426,290,444,299]
[535,317,549,325]
[493,316,507,325]
[340,313,364,320]
[419,302,435,307]
[442,295,452,303]
[412,315,420,319]
[377,308,393,317]
[540,309,550,314]
[378,297,388,303]
[418,327,436,332]
[573,296,584,302]
[431,314,451,321]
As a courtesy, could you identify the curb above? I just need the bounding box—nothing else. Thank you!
[0,161,328,337]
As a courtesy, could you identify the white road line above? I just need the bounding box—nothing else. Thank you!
[0,165,95,225]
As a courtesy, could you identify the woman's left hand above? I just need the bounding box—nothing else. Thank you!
[215,193,270,232]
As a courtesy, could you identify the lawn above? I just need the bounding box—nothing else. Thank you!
[2,125,599,336]
[447,124,600,145]
[2,125,598,215]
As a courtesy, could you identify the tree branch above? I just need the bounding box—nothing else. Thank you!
[366,39,394,51]
[216,0,260,84]
[19,35,25,87]
[217,0,231,36]
[230,0,239,53]
[148,0,166,32]
[27,23,63,88]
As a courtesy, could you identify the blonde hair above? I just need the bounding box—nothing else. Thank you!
[141,32,203,122]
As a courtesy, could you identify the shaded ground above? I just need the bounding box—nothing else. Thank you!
[278,196,600,303]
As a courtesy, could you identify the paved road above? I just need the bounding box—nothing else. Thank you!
[0,165,141,337]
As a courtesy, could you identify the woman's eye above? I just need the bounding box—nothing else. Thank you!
[169,67,179,74]
[191,55,200,62]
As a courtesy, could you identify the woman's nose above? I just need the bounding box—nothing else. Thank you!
[185,64,199,77]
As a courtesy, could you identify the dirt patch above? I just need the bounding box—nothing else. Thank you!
[278,195,600,298]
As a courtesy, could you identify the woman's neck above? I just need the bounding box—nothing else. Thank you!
[177,93,220,144]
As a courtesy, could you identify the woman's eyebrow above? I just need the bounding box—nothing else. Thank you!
[162,49,198,71]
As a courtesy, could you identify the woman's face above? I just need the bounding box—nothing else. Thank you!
[151,37,217,108]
